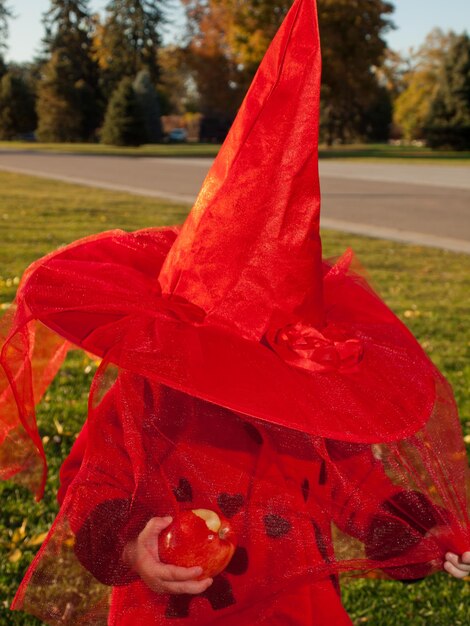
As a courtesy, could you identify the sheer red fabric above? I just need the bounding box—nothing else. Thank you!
[1,0,470,623]
[0,227,469,625]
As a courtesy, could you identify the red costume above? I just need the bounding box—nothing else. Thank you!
[1,0,469,624]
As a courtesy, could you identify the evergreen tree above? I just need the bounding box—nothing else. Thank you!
[133,69,162,142]
[37,51,93,141]
[0,1,11,49]
[425,33,470,149]
[101,76,146,146]
[37,0,101,142]
[0,71,37,139]
[94,1,164,99]
[0,0,12,76]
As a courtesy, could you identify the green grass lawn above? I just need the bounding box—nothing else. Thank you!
[1,141,470,164]
[319,143,470,163]
[0,171,469,625]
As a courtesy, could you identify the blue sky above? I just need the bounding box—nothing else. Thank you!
[5,0,470,64]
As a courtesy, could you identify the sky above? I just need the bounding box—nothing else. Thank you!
[4,0,470,64]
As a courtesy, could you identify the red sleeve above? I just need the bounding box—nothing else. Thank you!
[67,379,152,586]
[324,440,447,580]
[325,440,402,541]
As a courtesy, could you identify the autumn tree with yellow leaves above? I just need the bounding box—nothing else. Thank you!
[182,0,394,143]
[393,29,454,141]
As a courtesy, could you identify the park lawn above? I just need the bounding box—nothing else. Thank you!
[1,141,470,164]
[319,143,470,163]
[0,170,469,625]
[0,141,221,158]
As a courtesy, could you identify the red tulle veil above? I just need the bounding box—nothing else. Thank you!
[1,0,469,624]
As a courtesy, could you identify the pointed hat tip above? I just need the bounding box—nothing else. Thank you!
[159,0,323,339]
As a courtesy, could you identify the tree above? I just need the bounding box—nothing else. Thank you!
[157,45,198,115]
[37,52,90,141]
[317,0,394,144]
[101,76,147,145]
[394,29,453,141]
[133,69,162,142]
[36,0,101,142]
[182,0,284,119]
[0,0,12,76]
[0,71,37,139]
[182,0,395,143]
[375,48,409,100]
[0,0,11,48]
[359,84,392,142]
[208,0,289,94]
[424,33,470,150]
[93,0,164,99]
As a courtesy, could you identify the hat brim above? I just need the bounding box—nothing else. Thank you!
[22,228,437,444]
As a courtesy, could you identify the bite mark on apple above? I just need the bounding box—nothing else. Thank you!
[263,514,292,538]
[192,508,221,532]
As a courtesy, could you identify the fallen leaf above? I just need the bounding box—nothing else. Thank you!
[27,532,49,546]
[8,548,22,563]
[11,519,27,545]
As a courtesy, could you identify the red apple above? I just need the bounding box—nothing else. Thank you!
[158,509,237,579]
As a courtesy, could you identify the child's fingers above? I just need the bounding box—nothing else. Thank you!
[158,578,213,595]
[444,560,468,579]
[139,563,211,594]
[141,516,173,560]
[155,563,204,582]
[445,553,470,570]
[144,516,174,538]
[444,553,470,578]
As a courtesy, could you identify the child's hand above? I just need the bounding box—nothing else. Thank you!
[444,552,470,579]
[122,516,213,594]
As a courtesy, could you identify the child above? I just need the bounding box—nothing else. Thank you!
[1,0,469,624]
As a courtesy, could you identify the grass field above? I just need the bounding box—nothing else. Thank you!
[1,141,470,164]
[0,171,469,625]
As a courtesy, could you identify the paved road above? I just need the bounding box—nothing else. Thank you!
[0,151,469,253]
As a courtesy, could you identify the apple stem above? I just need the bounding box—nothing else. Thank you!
[219,527,229,540]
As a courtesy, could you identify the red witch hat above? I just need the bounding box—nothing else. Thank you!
[0,0,443,501]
